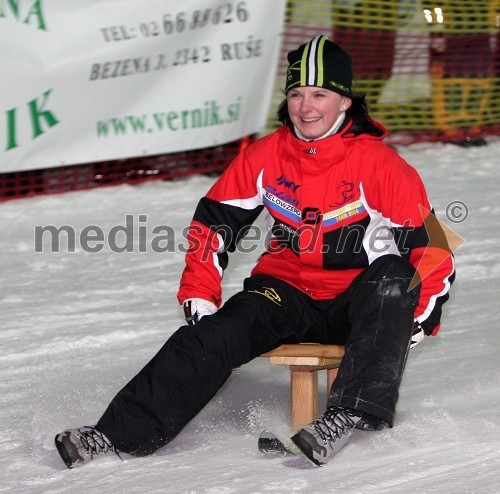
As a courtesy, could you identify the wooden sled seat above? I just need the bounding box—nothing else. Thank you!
[261,343,345,430]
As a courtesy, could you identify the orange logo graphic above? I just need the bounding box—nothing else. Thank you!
[410,205,464,290]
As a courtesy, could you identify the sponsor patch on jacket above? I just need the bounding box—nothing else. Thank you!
[323,200,365,227]
[264,190,301,223]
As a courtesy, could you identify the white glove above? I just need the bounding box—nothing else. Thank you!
[410,323,425,349]
[183,298,218,325]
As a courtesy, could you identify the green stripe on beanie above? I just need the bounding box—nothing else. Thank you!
[299,41,310,87]
[316,35,327,87]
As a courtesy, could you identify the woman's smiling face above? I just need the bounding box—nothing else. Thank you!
[286,86,351,139]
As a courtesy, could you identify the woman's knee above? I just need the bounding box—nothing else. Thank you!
[365,254,415,280]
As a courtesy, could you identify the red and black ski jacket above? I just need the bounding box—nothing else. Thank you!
[178,122,455,335]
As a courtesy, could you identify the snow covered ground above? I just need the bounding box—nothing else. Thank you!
[1,139,499,493]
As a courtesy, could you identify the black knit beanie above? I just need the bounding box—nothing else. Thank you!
[285,35,353,97]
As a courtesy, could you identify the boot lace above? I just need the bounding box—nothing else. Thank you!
[79,427,121,460]
[311,406,359,442]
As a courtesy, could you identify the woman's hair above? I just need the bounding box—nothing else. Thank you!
[277,92,384,138]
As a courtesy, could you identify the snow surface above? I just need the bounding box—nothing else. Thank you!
[1,139,499,494]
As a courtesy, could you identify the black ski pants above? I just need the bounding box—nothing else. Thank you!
[97,255,419,455]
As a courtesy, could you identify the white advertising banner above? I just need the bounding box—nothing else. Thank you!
[0,0,285,173]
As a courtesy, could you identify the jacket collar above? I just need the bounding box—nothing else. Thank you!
[293,113,347,141]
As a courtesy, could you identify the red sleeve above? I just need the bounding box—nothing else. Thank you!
[177,147,265,306]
